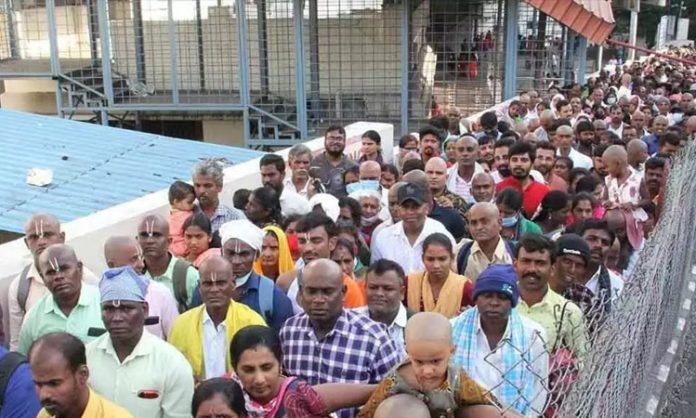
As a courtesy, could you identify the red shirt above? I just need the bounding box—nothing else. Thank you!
[546,173,568,193]
[496,177,550,218]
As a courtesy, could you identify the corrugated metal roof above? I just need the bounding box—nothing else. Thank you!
[0,110,264,233]
[524,0,615,44]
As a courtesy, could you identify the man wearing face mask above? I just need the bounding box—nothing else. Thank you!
[217,219,294,331]
[354,161,390,221]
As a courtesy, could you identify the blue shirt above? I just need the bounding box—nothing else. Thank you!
[0,347,41,418]
[642,134,659,155]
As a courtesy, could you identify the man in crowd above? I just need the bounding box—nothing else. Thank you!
[574,120,595,157]
[356,259,408,358]
[218,219,294,331]
[627,139,649,174]
[534,141,568,192]
[372,182,406,239]
[491,137,516,182]
[658,131,682,157]
[280,259,400,418]
[0,344,41,417]
[549,234,596,321]
[18,244,103,355]
[534,110,556,142]
[86,265,194,417]
[29,333,133,418]
[478,135,496,169]
[631,110,649,137]
[8,213,98,350]
[168,256,265,381]
[426,157,470,221]
[446,135,485,203]
[358,160,390,220]
[471,172,496,203]
[192,159,245,232]
[137,214,199,311]
[310,125,359,197]
[514,234,588,359]
[457,202,513,281]
[556,125,592,169]
[260,153,309,217]
[644,157,666,203]
[103,236,179,340]
[450,264,548,415]
[496,141,550,218]
[419,125,442,163]
[642,115,669,155]
[622,125,639,143]
[285,143,313,198]
[371,183,455,273]
[404,169,466,241]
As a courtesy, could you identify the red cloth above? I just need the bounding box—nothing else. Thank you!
[496,177,550,218]
[546,174,568,193]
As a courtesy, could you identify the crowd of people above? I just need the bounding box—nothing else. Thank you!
[0,53,694,418]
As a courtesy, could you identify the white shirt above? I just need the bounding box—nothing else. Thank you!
[287,278,303,315]
[453,314,549,414]
[371,218,455,274]
[585,266,624,304]
[446,162,485,203]
[202,309,228,379]
[280,187,310,217]
[283,176,310,198]
[608,123,624,138]
[353,304,408,360]
[558,147,592,170]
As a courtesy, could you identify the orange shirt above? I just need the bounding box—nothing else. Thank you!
[343,275,367,308]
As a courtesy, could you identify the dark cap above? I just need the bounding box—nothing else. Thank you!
[555,233,591,265]
[397,183,426,206]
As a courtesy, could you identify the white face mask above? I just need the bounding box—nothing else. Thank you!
[235,272,252,288]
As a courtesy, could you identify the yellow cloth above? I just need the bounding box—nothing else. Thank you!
[168,301,266,380]
[37,389,134,418]
[407,271,469,319]
[253,226,295,278]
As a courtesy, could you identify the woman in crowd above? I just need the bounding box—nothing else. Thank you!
[568,168,590,194]
[496,188,542,241]
[183,212,221,268]
[336,222,371,269]
[359,130,384,164]
[380,164,399,190]
[575,175,605,207]
[230,325,375,418]
[349,189,383,246]
[553,156,573,183]
[442,135,459,166]
[405,233,473,319]
[532,191,570,239]
[567,192,600,225]
[253,226,294,281]
[331,238,365,281]
[338,197,362,227]
[193,378,248,418]
[246,186,283,228]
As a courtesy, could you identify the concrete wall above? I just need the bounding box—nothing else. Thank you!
[0,120,394,285]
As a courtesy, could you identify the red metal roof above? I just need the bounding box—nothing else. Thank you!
[524,0,615,44]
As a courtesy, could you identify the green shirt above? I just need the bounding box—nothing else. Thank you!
[18,284,104,354]
[146,254,199,306]
[86,332,195,418]
[517,287,589,361]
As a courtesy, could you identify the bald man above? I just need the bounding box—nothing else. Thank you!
[372,182,406,240]
[643,115,670,155]
[447,136,485,203]
[555,125,592,170]
[685,116,696,141]
[280,259,400,418]
[471,172,495,203]
[631,110,648,137]
[374,394,430,418]
[456,202,514,281]
[8,214,98,350]
[103,236,179,339]
[626,139,649,173]
[17,245,104,355]
[426,157,470,220]
[533,110,555,142]
[136,214,200,311]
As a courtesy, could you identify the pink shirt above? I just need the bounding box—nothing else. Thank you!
[169,210,192,257]
[145,280,180,340]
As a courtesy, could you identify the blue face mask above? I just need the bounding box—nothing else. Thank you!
[501,214,519,228]
[346,180,380,195]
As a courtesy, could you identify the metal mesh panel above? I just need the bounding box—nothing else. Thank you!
[516,5,566,94]
[0,1,13,60]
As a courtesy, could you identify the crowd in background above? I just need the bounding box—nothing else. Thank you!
[0,50,695,418]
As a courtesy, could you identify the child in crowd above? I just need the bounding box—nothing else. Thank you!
[358,312,516,418]
[168,180,195,257]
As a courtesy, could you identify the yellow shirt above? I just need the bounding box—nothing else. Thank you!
[37,389,134,418]
[459,237,513,281]
[168,301,267,380]
[517,287,589,360]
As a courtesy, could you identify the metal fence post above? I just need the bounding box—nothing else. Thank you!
[168,0,179,104]
[46,0,60,76]
[400,0,410,137]
[97,0,114,107]
[503,0,519,100]
[237,0,252,145]
[293,0,308,140]
[577,36,588,83]
[4,0,18,58]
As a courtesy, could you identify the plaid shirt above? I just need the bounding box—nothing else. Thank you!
[209,203,245,233]
[280,309,400,418]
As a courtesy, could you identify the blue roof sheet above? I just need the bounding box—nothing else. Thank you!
[0,110,264,233]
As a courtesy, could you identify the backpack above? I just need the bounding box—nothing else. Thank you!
[16,264,32,313]
[456,239,516,275]
[0,351,27,408]
[173,259,193,312]
[257,276,275,323]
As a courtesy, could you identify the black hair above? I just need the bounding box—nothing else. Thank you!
[592,143,610,158]
[342,165,360,184]
[28,332,86,373]
[605,131,622,145]
[399,134,418,148]
[418,125,442,143]
[576,219,616,244]
[572,191,597,209]
[575,120,594,134]
[338,197,362,226]
[230,325,282,369]
[402,158,425,174]
[660,131,681,147]
[551,118,572,131]
[282,214,302,231]
[555,99,570,112]
[555,156,574,170]
[251,186,282,224]
[508,140,536,162]
[535,141,556,153]
[182,212,221,248]
[494,137,516,150]
[362,130,382,145]
[381,163,399,179]
[192,378,247,417]
[366,259,406,284]
[325,125,346,137]
[422,232,453,254]
[168,180,195,204]
[645,157,666,171]
[259,154,286,173]
[333,238,356,258]
[478,134,495,146]
[296,212,337,238]
[575,175,599,194]
[515,233,557,263]
[233,189,251,211]
[569,168,590,188]
[533,190,569,222]
[480,111,498,130]
[496,187,523,212]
